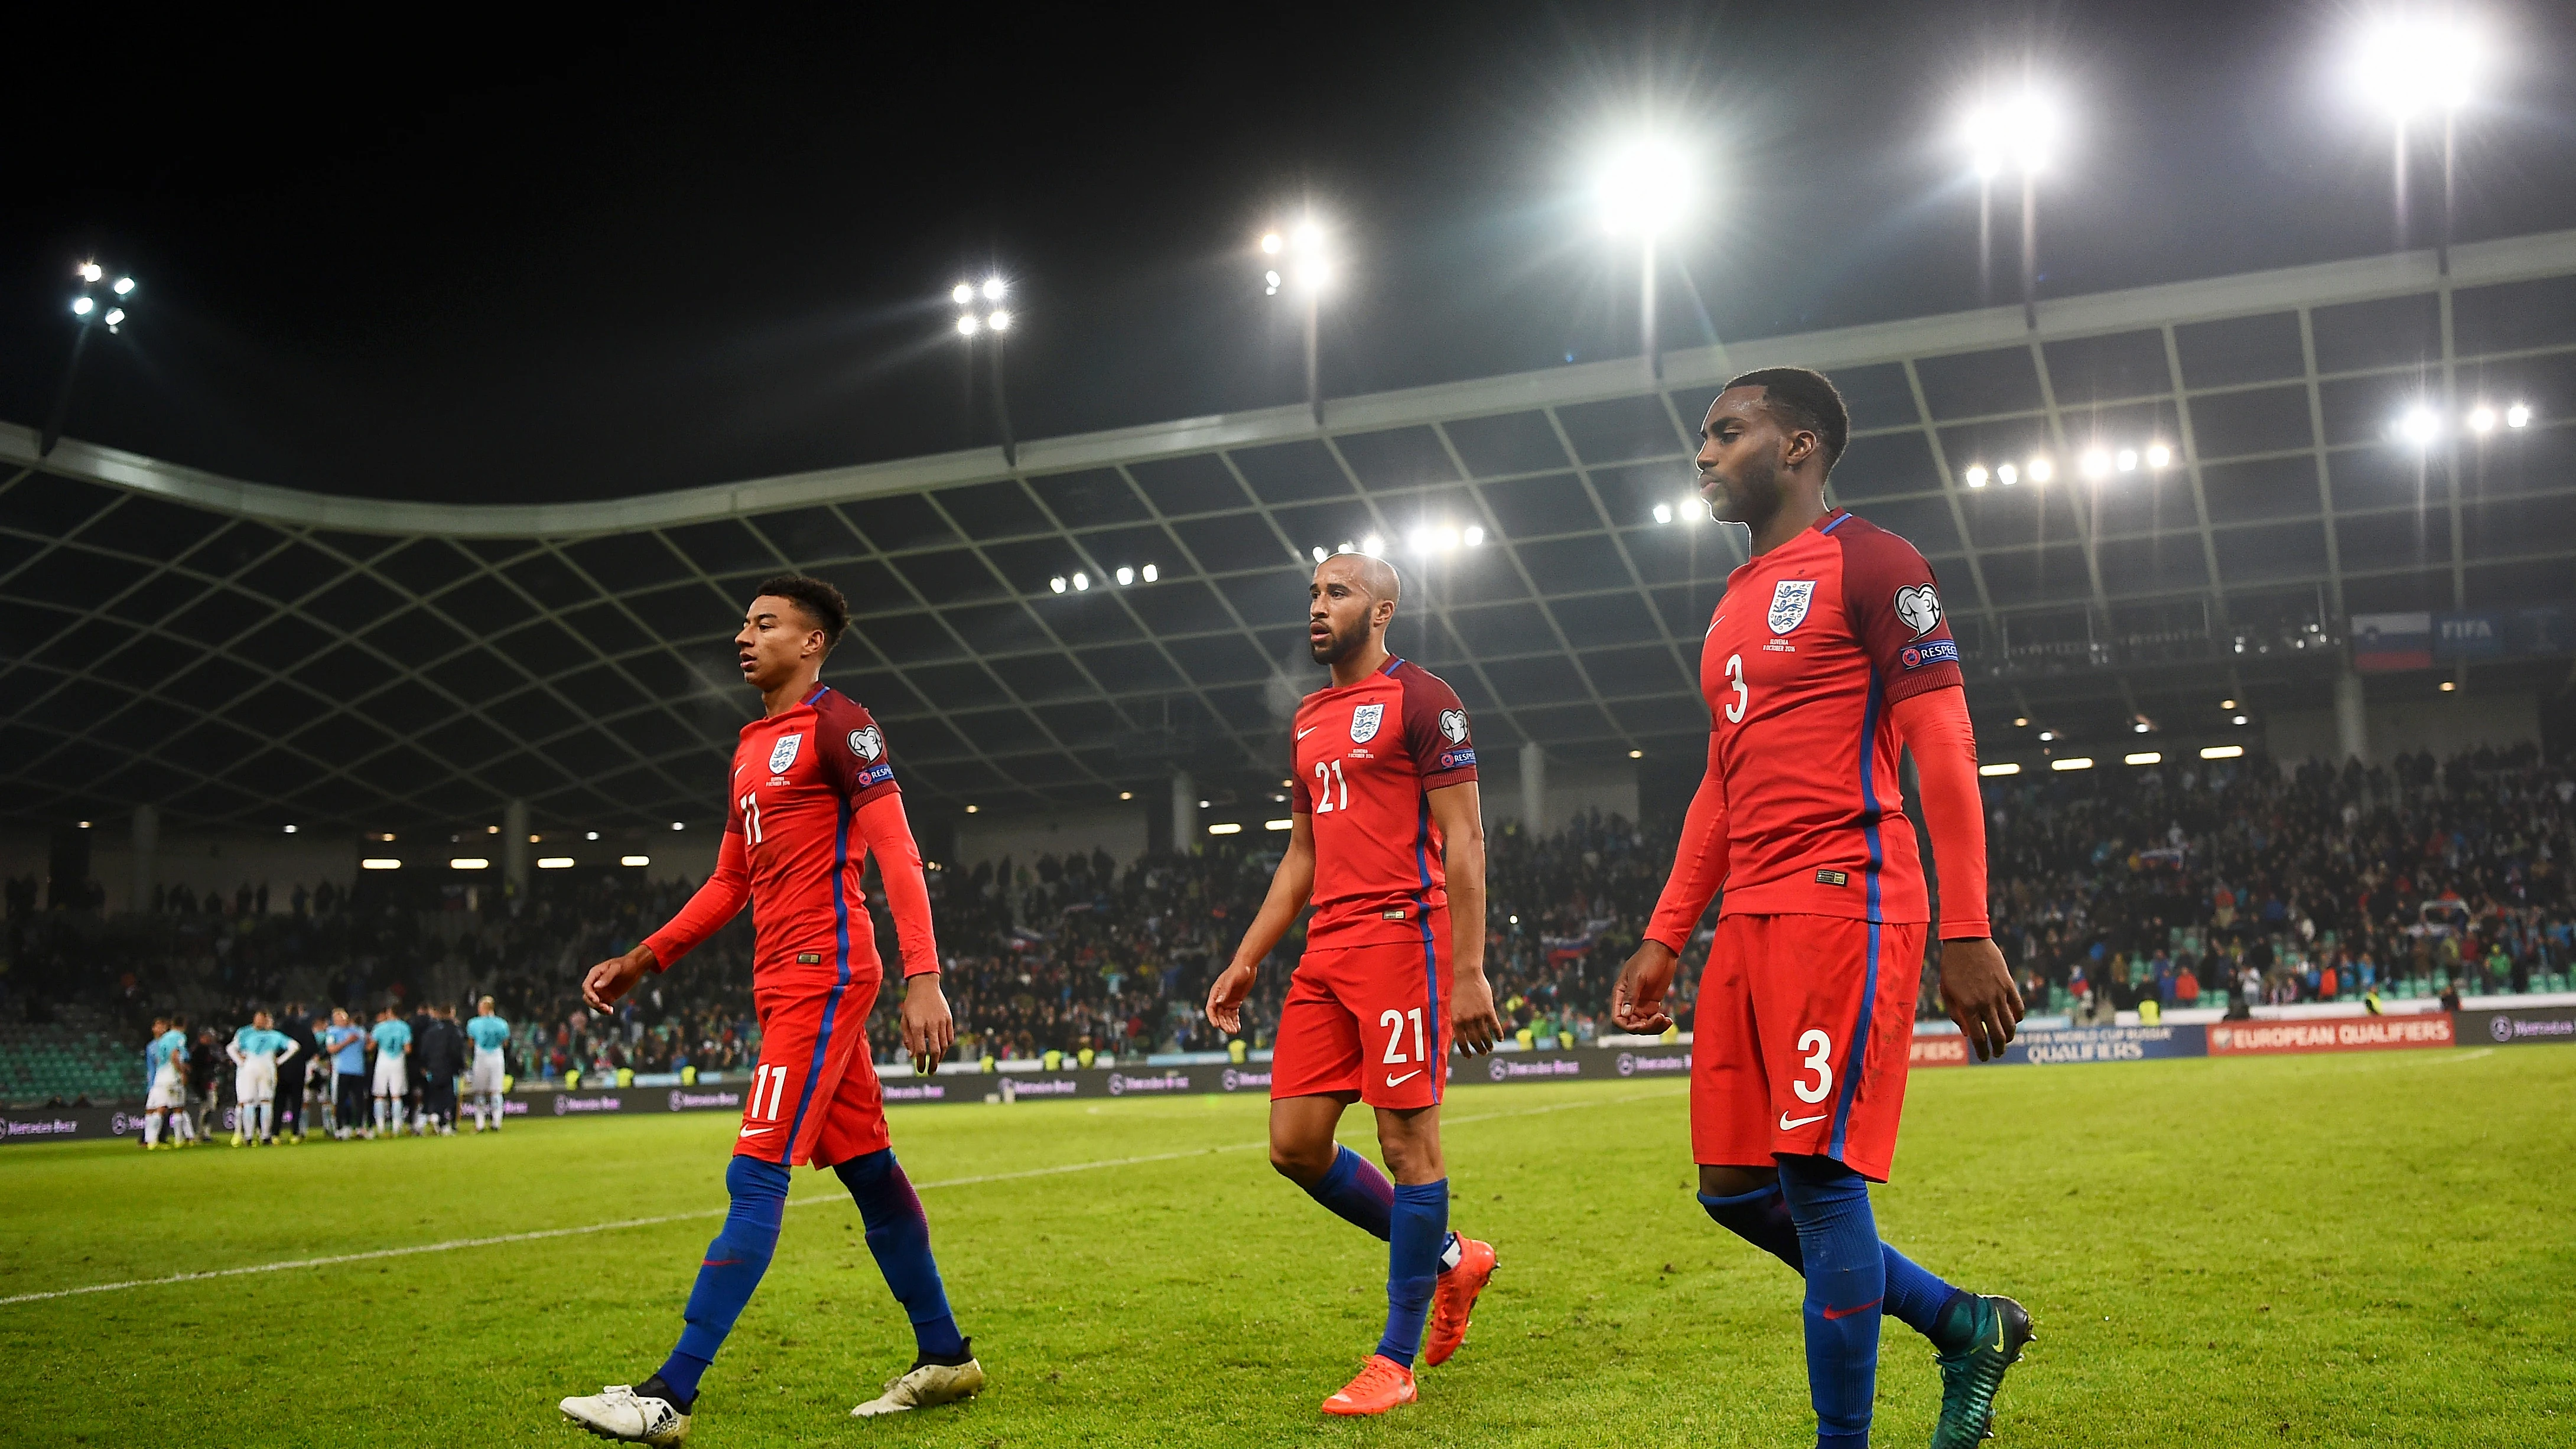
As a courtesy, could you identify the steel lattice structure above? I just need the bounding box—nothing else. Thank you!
[2,231,2571,835]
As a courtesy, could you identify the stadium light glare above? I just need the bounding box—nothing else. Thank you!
[2467,405,2496,433]
[70,295,92,316]
[2116,447,2138,473]
[1436,525,1459,551]
[2399,405,2438,445]
[1463,525,1485,546]
[1593,137,1693,237]
[1629,749,1644,759]
[2037,730,2055,741]
[2439,679,2457,692]
[1361,533,1383,555]
[1338,540,1355,555]
[2356,17,2480,121]
[2506,402,2531,428]
[1653,503,1673,524]
[1312,546,1328,564]
[2132,721,2152,734]
[1264,269,1282,295]
[362,858,400,870]
[2124,751,2162,766]
[1264,819,1293,832]
[620,855,650,867]
[450,857,490,870]
[1963,464,1989,488]
[1119,791,1133,800]
[2221,698,2236,708]
[113,275,135,296]
[1115,566,1134,585]
[2014,716,2029,727]
[964,805,979,813]
[2145,443,2172,468]
[1049,575,1067,594]
[981,276,1006,301]
[1072,572,1089,591]
[1979,762,2021,777]
[671,820,685,831]
[1963,87,2058,175]
[987,309,1011,332]
[2051,756,2095,771]
[2027,456,2053,484]
[1140,564,1158,582]
[282,824,297,834]
[955,314,980,336]
[102,308,125,329]
[586,831,599,841]
[1996,462,2019,486]
[2081,448,2110,478]
[1207,822,1244,836]
[2200,745,2245,760]
[951,282,973,305]
[77,261,103,283]
[2232,714,2249,725]
[538,857,575,870]
[1260,232,1283,255]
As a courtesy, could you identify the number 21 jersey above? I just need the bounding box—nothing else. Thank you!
[1289,657,1479,950]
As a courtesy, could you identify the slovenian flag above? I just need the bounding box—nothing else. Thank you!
[2351,612,2432,672]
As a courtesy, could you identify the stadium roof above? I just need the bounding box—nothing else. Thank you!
[4,231,2573,835]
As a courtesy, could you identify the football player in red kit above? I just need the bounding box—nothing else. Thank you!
[1206,552,1504,1418]
[1611,369,2032,1449]
[560,574,980,1445]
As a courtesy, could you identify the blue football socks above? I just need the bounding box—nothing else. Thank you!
[835,1148,966,1361]
[1778,1156,1885,1447]
[657,1154,791,1405]
[1701,1177,1975,1350]
[1305,1145,1397,1239]
[1377,1180,1449,1367]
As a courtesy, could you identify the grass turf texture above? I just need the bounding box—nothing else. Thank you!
[3,1047,2570,1447]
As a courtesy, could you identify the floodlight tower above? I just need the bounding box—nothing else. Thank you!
[952,276,1018,465]
[41,261,139,458]
[1962,89,2056,330]
[1261,219,1332,424]
[2355,18,2479,275]
[1595,139,1694,380]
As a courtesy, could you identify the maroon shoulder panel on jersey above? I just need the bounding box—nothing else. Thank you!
[1396,662,1479,789]
[812,689,902,807]
[1830,512,1964,706]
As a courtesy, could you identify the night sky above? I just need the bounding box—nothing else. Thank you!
[6,2,2574,504]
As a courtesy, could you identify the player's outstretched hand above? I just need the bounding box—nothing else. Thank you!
[1610,940,1680,1034]
[1205,960,1256,1037]
[1939,937,2024,1062]
[581,946,655,1013]
[900,973,955,1072]
[1449,969,1503,1056]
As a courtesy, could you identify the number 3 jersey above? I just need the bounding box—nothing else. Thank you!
[1648,507,1964,939]
[1289,657,1479,951]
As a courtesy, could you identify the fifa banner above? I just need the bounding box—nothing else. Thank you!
[1910,1024,2206,1067]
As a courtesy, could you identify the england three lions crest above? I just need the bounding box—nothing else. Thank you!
[1767,579,1816,636]
[1349,703,1384,743]
[767,732,804,774]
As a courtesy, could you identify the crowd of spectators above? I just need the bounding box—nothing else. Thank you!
[4,744,2570,1096]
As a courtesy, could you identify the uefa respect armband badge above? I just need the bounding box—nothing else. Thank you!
[1899,639,1959,670]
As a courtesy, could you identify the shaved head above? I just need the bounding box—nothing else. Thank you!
[1309,552,1402,669]
[1328,552,1403,605]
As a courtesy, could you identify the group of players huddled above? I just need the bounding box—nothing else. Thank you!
[138,997,516,1147]
[552,369,2035,1448]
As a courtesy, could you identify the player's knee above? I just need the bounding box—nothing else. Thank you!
[1269,1138,1335,1184]
[1699,1163,1778,1199]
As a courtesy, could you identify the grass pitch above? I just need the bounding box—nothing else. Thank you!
[4,1047,2572,1448]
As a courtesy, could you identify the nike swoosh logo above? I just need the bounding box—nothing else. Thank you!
[739,1125,774,1138]
[1820,1297,1883,1321]
[1297,726,1318,738]
[1384,1070,1423,1087]
[1778,1111,1829,1130]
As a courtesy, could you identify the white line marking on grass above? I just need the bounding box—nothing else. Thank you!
[1,1085,1686,1307]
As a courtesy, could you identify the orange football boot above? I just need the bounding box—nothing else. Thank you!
[1320,1354,1417,1416]
[1423,1236,1497,1366]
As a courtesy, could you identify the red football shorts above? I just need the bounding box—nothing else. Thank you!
[1690,913,1925,1181]
[735,960,890,1169]
[1271,919,1453,1110]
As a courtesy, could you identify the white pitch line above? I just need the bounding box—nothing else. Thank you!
[0,1085,1686,1308]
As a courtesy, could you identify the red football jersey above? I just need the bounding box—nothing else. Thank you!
[1647,508,1963,945]
[645,683,908,976]
[1289,657,1479,950]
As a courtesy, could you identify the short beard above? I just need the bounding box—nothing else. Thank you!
[1309,617,1370,666]
[1713,451,1785,530]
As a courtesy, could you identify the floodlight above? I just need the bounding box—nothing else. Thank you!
[2051,756,2094,771]
[2027,457,2054,483]
[1653,503,1673,524]
[71,296,93,316]
[1463,526,1485,546]
[2038,730,2054,741]
[1338,540,1355,554]
[1049,575,1067,594]
[1292,220,1321,250]
[1264,269,1282,293]
[1115,566,1134,585]
[1436,526,1459,551]
[2132,721,2152,734]
[1312,546,1327,563]
[102,308,124,329]
[2232,714,2249,725]
[2144,443,2172,468]
[2116,448,2138,473]
[956,314,980,336]
[952,282,974,305]
[1294,258,1332,293]
[671,820,685,831]
[2201,744,2244,760]
[2399,405,2438,445]
[1407,527,1429,553]
[77,262,102,283]
[2506,403,2531,428]
[2081,449,2110,478]
[1997,463,2019,486]
[2356,17,2479,120]
[2220,698,2236,709]
[450,857,491,871]
[981,277,1006,301]
[1362,533,1383,555]
[1595,138,1693,236]
[1963,89,2057,175]
[1140,564,1158,581]
[586,831,599,840]
[1962,464,1989,488]
[1979,762,2021,777]
[1071,572,1089,591]
[112,276,134,295]
[1628,750,1644,759]
[2468,405,2496,433]
[987,309,1012,331]
[2124,751,2162,766]
[1261,233,1283,255]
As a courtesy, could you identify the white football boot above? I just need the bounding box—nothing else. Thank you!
[851,1343,986,1418]
[558,1383,689,1445]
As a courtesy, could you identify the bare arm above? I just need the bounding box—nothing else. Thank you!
[1204,815,1316,1034]
[1427,782,1501,1054]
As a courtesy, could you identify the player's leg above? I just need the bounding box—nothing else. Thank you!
[1266,957,1381,1227]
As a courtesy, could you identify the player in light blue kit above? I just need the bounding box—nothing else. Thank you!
[142,1015,195,1149]
[323,1008,369,1139]
[227,1011,301,1146]
[466,996,512,1133]
[370,1007,414,1139]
